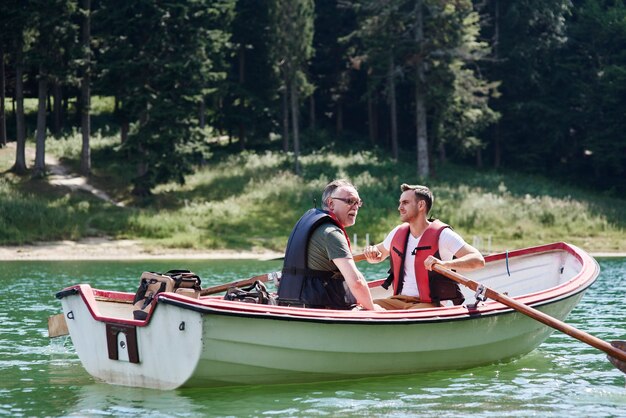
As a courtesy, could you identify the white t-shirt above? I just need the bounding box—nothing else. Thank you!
[382,224,466,297]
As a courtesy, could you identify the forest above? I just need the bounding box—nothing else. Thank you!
[1,0,625,197]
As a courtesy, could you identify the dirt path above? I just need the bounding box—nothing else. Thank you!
[2,144,282,260]
[4,142,123,206]
[46,153,124,207]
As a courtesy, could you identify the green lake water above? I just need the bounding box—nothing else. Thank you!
[0,257,625,417]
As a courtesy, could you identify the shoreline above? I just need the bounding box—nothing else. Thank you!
[0,238,623,261]
[0,238,283,261]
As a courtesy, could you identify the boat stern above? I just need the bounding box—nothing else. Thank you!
[56,285,203,390]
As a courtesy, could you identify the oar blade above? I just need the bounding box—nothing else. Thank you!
[48,313,69,338]
[608,341,626,374]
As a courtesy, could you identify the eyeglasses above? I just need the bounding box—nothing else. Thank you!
[331,197,363,208]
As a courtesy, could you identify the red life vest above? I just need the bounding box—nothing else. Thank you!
[327,211,351,250]
[389,220,449,302]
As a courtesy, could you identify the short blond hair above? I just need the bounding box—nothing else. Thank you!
[401,183,433,213]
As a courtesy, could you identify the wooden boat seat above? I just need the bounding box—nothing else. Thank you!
[96,298,136,320]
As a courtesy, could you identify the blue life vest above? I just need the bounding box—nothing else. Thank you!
[278,208,356,309]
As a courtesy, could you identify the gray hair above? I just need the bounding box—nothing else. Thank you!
[400,183,433,214]
[322,179,356,210]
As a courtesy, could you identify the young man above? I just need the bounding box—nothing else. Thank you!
[278,179,382,310]
[363,183,484,310]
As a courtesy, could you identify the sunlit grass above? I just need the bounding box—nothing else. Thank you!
[0,174,121,244]
[3,95,115,116]
[1,128,624,253]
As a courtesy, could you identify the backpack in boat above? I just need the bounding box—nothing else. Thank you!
[224,280,278,305]
[132,269,202,320]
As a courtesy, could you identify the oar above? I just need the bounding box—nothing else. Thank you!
[201,253,369,296]
[265,252,368,262]
[432,264,626,374]
[353,252,367,262]
[199,271,281,296]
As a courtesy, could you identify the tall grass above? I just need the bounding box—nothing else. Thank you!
[1,128,624,253]
[0,175,120,243]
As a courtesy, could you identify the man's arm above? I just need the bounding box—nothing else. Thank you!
[424,244,485,272]
[333,258,383,310]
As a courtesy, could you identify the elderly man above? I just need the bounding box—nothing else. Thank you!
[278,179,382,310]
[364,183,485,310]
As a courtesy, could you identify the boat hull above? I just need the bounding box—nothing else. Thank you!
[56,242,599,389]
[186,294,583,387]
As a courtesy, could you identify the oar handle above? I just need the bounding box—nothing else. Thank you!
[265,252,368,263]
[433,264,626,364]
[353,252,366,262]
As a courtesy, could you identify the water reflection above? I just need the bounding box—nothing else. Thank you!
[62,384,203,417]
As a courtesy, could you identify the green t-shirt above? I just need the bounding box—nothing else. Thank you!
[307,222,352,272]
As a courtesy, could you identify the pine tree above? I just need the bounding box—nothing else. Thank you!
[269,0,315,175]
[96,0,235,195]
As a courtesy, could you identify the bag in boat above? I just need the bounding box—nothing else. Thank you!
[224,280,277,305]
[132,269,202,320]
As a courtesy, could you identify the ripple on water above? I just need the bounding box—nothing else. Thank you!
[0,258,625,417]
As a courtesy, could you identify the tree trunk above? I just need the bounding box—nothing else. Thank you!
[416,87,428,176]
[429,134,437,178]
[239,45,245,83]
[238,46,246,148]
[388,56,398,160]
[438,140,446,162]
[0,46,6,147]
[12,46,27,174]
[199,98,205,129]
[132,142,151,196]
[290,81,301,175]
[63,94,69,115]
[47,88,52,112]
[282,85,289,152]
[80,0,92,176]
[121,121,129,144]
[367,90,378,146]
[53,82,62,136]
[336,101,343,135]
[415,0,429,177]
[309,94,315,129]
[115,96,129,143]
[238,124,247,150]
[493,0,501,169]
[494,123,501,168]
[33,68,48,178]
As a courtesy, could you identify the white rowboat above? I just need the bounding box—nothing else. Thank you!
[56,242,600,389]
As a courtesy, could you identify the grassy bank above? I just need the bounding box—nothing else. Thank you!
[1,129,624,254]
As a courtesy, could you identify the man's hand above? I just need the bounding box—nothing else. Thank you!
[424,255,441,271]
[363,244,387,263]
[333,258,379,310]
[424,244,485,272]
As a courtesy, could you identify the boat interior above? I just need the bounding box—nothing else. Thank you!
[73,246,585,325]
